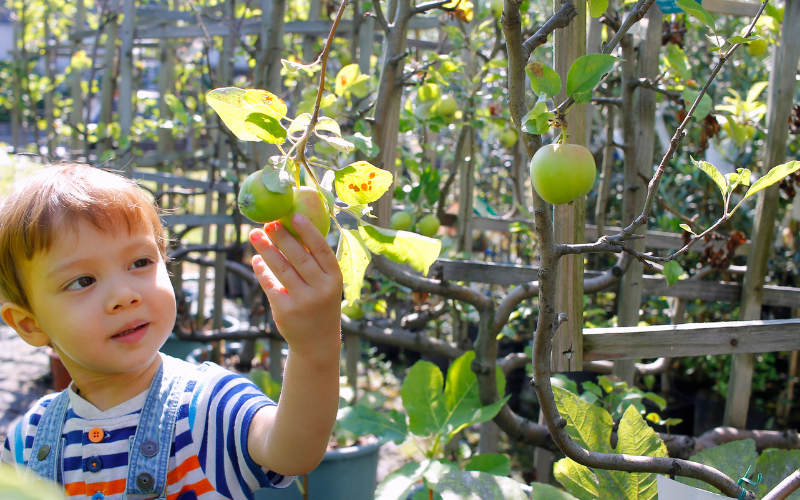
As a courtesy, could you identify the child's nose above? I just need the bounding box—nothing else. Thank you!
[107,286,143,311]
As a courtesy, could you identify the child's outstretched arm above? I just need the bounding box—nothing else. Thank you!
[245,213,343,476]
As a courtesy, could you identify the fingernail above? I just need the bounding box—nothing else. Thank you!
[265,222,277,232]
[292,213,307,225]
[250,230,264,243]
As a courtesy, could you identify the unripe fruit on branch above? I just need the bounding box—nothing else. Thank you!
[238,169,295,223]
[391,211,413,230]
[417,214,441,237]
[529,143,596,205]
[278,186,331,246]
[499,128,518,149]
[341,300,365,320]
[437,94,458,117]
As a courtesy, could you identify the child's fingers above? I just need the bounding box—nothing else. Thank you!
[289,214,341,277]
[263,219,322,285]
[249,228,305,294]
[251,254,287,302]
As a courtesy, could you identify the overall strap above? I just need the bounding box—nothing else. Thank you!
[126,356,186,498]
[26,390,70,484]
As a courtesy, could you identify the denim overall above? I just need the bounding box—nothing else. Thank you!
[24,355,189,500]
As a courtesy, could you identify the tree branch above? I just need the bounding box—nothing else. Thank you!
[633,77,682,101]
[341,315,466,358]
[370,254,493,311]
[764,469,800,500]
[411,0,451,15]
[521,2,579,60]
[373,0,390,31]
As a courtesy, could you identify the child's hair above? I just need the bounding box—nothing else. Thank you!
[0,163,172,313]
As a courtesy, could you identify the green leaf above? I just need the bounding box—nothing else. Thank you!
[315,116,342,138]
[665,44,692,82]
[525,62,562,98]
[746,82,769,104]
[424,459,460,489]
[692,156,727,198]
[401,361,448,436]
[755,449,800,500]
[345,132,381,158]
[683,90,713,120]
[319,136,356,154]
[442,351,510,440]
[588,0,609,17]
[259,164,293,194]
[728,35,759,44]
[678,439,758,494]
[554,458,600,500]
[335,64,369,97]
[337,229,372,305]
[566,54,622,99]
[375,460,431,500]
[249,369,281,401]
[664,418,683,427]
[335,161,394,206]
[207,87,287,141]
[464,454,511,477]
[359,224,441,277]
[730,161,800,215]
[280,58,320,74]
[663,260,683,287]
[521,97,553,135]
[614,406,667,500]
[679,224,696,235]
[336,405,408,443]
[436,471,532,500]
[676,0,716,31]
[319,93,338,108]
[287,113,312,138]
[244,112,287,144]
[553,386,613,453]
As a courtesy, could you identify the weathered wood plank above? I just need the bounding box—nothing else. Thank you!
[584,319,800,361]
[71,17,440,41]
[702,0,759,17]
[133,167,234,193]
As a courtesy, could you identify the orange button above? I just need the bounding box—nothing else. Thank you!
[88,428,104,443]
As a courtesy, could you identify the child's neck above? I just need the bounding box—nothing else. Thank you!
[71,355,163,412]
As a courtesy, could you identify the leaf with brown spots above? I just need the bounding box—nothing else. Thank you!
[334,161,394,206]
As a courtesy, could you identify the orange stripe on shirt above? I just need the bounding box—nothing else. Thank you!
[167,478,215,500]
[167,454,202,484]
[65,478,127,497]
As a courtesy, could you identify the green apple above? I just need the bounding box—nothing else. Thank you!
[529,143,596,205]
[391,211,414,230]
[418,83,440,102]
[341,300,365,320]
[417,214,441,237]
[489,0,503,18]
[437,94,458,117]
[278,186,331,246]
[238,169,295,223]
[747,38,768,56]
[499,128,518,149]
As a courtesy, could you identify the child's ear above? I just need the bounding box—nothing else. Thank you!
[0,303,51,347]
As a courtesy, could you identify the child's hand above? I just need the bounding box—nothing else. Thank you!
[248,214,343,358]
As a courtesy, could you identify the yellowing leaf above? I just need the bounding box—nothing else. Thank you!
[315,116,342,138]
[207,87,287,141]
[337,229,372,305]
[335,64,362,97]
[359,224,441,276]
[335,161,394,206]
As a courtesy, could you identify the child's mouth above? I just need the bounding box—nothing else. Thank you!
[112,322,149,340]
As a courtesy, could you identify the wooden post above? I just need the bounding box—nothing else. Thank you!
[723,0,800,428]
[357,13,375,73]
[157,40,177,154]
[456,127,476,253]
[551,0,586,373]
[43,7,56,157]
[118,0,135,174]
[594,105,614,237]
[612,5,661,384]
[71,0,85,154]
[97,19,118,159]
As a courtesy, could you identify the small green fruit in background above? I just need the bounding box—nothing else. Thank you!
[418,83,440,102]
[488,0,503,18]
[238,169,295,223]
[278,186,331,245]
[341,300,365,320]
[499,128,518,149]
[529,143,596,205]
[417,214,441,237]
[437,94,458,117]
[391,211,413,230]
[747,38,768,56]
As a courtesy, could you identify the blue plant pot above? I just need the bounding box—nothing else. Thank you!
[255,441,384,500]
[655,0,701,14]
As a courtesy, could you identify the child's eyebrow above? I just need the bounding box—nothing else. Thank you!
[46,239,156,281]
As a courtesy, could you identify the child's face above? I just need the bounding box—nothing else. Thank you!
[21,218,176,381]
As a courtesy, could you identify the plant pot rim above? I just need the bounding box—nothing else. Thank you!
[322,440,385,462]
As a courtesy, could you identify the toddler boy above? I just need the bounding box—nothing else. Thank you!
[0,163,343,500]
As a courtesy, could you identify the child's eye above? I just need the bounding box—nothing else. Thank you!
[65,276,95,291]
[131,258,154,269]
